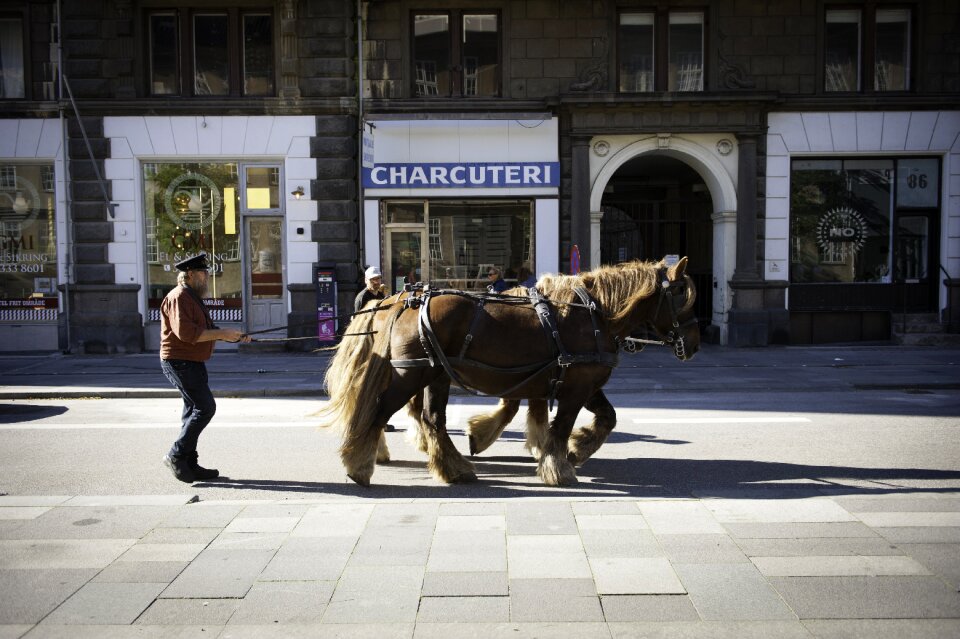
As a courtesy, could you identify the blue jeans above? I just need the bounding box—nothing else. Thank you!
[161,359,216,458]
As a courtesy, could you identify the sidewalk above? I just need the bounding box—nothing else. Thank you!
[0,344,958,399]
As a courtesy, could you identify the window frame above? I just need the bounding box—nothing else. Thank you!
[822,2,916,94]
[0,9,29,100]
[143,5,276,98]
[409,9,502,98]
[617,7,708,93]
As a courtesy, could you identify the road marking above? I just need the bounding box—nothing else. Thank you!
[631,416,811,424]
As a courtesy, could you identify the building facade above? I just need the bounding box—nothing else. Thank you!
[1,1,957,352]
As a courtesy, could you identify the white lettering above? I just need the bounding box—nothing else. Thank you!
[389,166,406,184]
[450,166,466,184]
[544,164,552,184]
[371,167,388,185]
[505,165,521,184]
[469,166,485,184]
[430,166,449,184]
[523,165,541,184]
[409,166,428,185]
[487,166,504,183]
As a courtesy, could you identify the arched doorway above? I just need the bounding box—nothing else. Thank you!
[599,155,713,333]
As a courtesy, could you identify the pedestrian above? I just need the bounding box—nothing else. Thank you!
[354,265,387,312]
[160,252,250,483]
[486,266,508,293]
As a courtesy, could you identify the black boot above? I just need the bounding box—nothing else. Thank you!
[191,451,219,480]
[163,453,196,483]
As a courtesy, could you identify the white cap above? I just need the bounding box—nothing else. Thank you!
[364,266,382,279]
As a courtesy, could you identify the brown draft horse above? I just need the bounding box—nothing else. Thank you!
[319,257,699,487]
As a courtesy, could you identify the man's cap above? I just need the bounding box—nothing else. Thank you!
[365,266,382,279]
[175,253,210,272]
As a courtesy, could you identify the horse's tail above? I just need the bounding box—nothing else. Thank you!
[319,302,401,447]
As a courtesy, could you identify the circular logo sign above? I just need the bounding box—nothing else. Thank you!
[163,172,222,230]
[816,207,867,252]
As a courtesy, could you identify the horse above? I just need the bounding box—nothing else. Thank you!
[319,257,699,487]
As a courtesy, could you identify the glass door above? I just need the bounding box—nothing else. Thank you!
[894,212,939,311]
[245,217,285,333]
[386,228,426,295]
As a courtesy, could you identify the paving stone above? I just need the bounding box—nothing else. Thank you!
[349,526,433,567]
[506,535,590,579]
[638,502,725,534]
[136,598,240,625]
[0,625,32,638]
[237,504,310,518]
[438,502,504,516]
[752,555,930,577]
[509,578,603,622]
[3,506,175,540]
[92,561,188,584]
[416,596,510,622]
[259,537,355,581]
[0,539,136,569]
[324,566,424,623]
[161,549,276,599]
[413,621,610,638]
[367,503,439,529]
[291,504,372,538]
[571,501,644,515]
[704,498,856,524]
[138,528,220,545]
[119,544,206,563]
[505,502,577,535]
[229,581,334,624]
[736,537,902,557]
[208,533,287,550]
[673,563,796,621]
[428,530,506,572]
[899,543,960,590]
[157,504,244,529]
[64,496,196,507]
[833,496,960,513]
[657,534,749,564]
[0,568,98,624]
[223,517,301,534]
[873,526,960,543]
[802,619,960,638]
[18,625,219,638]
[856,512,960,527]
[607,620,814,638]
[41,582,166,625]
[589,557,685,594]
[770,575,960,618]
[723,522,879,539]
[0,496,70,507]
[436,515,505,531]
[579,528,663,559]
[0,507,51,520]
[223,623,413,638]
[421,571,508,597]
[576,514,648,530]
[600,595,699,622]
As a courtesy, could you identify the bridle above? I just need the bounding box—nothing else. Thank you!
[622,270,697,359]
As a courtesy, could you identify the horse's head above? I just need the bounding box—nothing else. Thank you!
[646,257,699,361]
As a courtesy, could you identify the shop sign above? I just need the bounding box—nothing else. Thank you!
[816,207,867,252]
[363,162,560,188]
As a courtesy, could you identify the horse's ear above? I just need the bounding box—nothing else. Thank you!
[667,256,688,280]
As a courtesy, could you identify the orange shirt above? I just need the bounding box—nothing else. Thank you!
[160,285,215,362]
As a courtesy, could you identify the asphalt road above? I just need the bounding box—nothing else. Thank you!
[2,390,958,501]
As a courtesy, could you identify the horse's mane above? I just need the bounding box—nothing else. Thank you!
[534,259,667,335]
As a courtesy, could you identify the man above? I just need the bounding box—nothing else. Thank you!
[160,252,250,483]
[354,265,386,312]
[487,266,508,293]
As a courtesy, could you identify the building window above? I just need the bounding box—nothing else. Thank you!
[618,10,704,92]
[147,8,274,97]
[824,6,912,92]
[0,17,25,99]
[412,11,500,97]
[0,163,58,320]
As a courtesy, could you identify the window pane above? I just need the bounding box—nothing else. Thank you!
[790,159,892,283]
[896,158,939,208]
[463,14,498,97]
[0,163,58,319]
[194,14,229,95]
[619,13,654,92]
[144,163,243,320]
[825,10,860,91]
[243,13,274,96]
[875,9,910,91]
[895,216,928,280]
[413,14,450,96]
[668,13,703,91]
[0,18,26,99]
[244,166,280,209]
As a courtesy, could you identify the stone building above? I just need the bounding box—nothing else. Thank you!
[1,1,958,352]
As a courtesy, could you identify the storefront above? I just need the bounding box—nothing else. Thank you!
[765,111,960,343]
[361,117,560,292]
[0,119,64,352]
[102,115,317,349]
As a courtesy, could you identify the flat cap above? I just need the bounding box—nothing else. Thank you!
[364,266,382,279]
[175,252,210,272]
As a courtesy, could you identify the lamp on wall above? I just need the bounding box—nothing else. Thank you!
[291,186,305,200]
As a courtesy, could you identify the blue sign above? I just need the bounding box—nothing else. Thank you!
[363,162,560,189]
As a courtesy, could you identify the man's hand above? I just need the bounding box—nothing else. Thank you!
[222,329,251,343]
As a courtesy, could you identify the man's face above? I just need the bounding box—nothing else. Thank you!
[367,276,382,291]
[188,269,209,297]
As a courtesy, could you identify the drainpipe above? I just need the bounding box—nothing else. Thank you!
[56,0,72,353]
[356,0,365,268]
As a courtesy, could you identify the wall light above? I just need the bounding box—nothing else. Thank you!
[291,186,305,200]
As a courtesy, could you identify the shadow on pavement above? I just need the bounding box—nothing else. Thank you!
[0,403,69,423]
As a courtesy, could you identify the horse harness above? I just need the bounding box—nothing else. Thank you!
[390,286,619,408]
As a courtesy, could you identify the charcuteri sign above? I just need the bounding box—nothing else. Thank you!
[363,162,560,189]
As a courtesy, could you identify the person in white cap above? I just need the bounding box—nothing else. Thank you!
[354,265,387,312]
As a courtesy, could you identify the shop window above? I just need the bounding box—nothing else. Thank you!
[147,8,274,97]
[824,6,912,92]
[618,10,704,92]
[412,11,500,97]
[0,163,58,321]
[143,162,243,321]
[0,17,25,99]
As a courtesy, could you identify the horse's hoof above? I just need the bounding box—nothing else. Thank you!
[452,470,478,484]
[346,473,371,487]
[468,436,477,456]
[567,451,585,467]
[375,458,391,465]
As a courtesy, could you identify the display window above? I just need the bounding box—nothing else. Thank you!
[0,163,58,321]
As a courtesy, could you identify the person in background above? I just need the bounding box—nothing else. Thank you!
[354,265,386,312]
[160,252,250,483]
[518,265,537,288]
[486,266,508,293]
